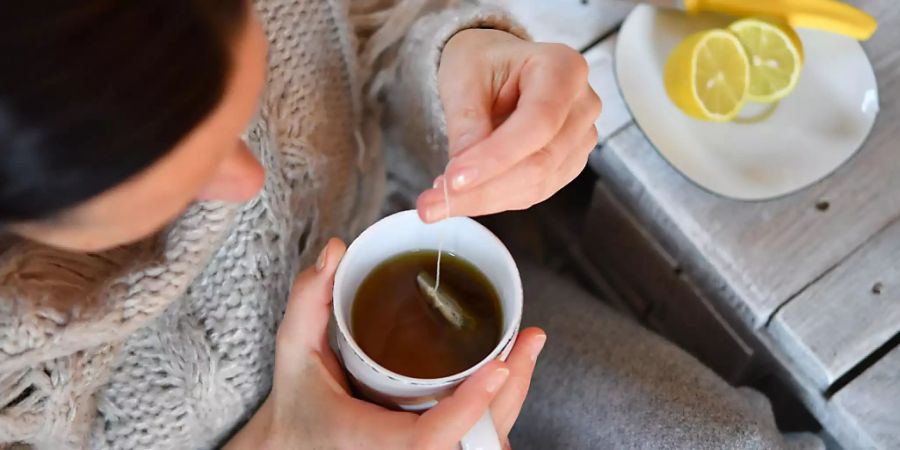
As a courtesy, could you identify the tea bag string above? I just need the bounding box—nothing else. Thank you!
[434,171,451,292]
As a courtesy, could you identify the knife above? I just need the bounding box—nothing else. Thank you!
[639,0,877,40]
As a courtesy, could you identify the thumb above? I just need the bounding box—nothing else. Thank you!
[413,361,510,449]
[439,65,495,157]
[276,239,346,368]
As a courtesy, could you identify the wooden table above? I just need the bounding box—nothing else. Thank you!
[490,1,900,449]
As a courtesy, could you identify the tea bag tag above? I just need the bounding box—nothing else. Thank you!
[416,271,475,330]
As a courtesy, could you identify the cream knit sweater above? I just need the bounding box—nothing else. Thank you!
[0,1,523,448]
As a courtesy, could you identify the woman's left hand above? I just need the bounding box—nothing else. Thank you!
[224,239,547,450]
[417,29,601,222]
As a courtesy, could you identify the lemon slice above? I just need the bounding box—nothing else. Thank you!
[665,30,750,122]
[728,18,804,103]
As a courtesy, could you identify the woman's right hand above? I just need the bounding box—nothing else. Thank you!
[224,239,547,450]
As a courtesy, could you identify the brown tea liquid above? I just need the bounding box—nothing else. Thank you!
[351,250,503,379]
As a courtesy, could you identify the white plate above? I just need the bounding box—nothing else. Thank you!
[615,5,880,200]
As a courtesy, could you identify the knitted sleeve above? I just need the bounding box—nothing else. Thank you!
[351,0,529,196]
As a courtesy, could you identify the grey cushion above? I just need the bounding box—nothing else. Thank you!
[510,262,822,450]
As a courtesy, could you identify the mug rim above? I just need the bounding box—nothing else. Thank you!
[333,210,523,386]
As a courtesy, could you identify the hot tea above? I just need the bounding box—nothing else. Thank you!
[351,250,502,379]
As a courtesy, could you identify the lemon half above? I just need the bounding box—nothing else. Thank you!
[728,18,804,103]
[665,30,750,122]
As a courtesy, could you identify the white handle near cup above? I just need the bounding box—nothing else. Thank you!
[461,411,502,450]
[333,210,523,450]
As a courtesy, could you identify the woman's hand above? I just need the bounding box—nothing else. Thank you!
[224,239,547,450]
[417,29,602,222]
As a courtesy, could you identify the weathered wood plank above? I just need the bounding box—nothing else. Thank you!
[831,345,900,450]
[590,148,877,445]
[585,35,631,142]
[587,1,899,449]
[599,0,900,327]
[480,0,631,50]
[769,217,900,390]
[584,180,755,382]
[601,124,898,327]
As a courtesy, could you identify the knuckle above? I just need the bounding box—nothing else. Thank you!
[529,107,562,139]
[531,148,556,174]
[546,43,588,79]
[565,154,590,185]
[529,177,550,206]
[587,126,600,148]
[528,158,555,199]
[453,190,492,218]
[535,42,565,61]
[571,54,590,80]
[587,91,603,119]
[574,155,590,180]
[506,376,533,403]
[539,183,555,204]
[457,105,480,120]
[515,183,543,211]
[473,189,495,216]
[532,96,564,117]
[514,196,537,211]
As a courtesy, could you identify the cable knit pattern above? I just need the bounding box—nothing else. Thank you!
[0,1,522,448]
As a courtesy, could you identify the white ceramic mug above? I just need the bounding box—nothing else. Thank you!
[333,210,523,450]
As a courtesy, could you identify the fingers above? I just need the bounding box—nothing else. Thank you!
[491,328,547,437]
[411,330,546,449]
[555,122,599,188]
[418,86,600,220]
[276,238,346,373]
[443,44,587,193]
[414,361,510,450]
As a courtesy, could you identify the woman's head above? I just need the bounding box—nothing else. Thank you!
[1,0,268,251]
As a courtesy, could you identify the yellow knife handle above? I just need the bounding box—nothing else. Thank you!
[684,0,877,40]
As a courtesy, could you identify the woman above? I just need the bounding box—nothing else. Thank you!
[0,1,818,449]
[1,0,589,448]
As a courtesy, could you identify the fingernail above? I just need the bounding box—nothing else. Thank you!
[451,167,478,190]
[485,367,510,393]
[432,176,444,189]
[530,334,547,362]
[316,243,329,272]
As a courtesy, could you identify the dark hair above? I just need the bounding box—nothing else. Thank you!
[0,0,248,223]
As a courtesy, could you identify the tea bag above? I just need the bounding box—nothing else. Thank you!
[416,271,476,329]
[415,173,474,330]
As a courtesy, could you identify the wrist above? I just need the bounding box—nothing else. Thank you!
[222,397,277,450]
